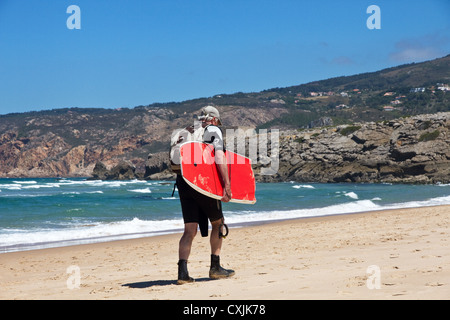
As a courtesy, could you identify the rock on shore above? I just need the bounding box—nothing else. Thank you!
[254,112,450,184]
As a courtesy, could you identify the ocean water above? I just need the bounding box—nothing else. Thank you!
[0,178,449,253]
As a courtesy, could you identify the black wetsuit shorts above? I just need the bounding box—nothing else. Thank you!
[176,174,223,224]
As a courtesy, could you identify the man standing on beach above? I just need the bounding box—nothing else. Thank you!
[175,106,235,284]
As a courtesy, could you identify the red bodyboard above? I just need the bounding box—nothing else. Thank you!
[180,141,256,204]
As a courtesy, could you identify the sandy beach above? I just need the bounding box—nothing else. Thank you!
[0,205,449,300]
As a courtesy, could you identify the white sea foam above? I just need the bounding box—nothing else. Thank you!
[56,179,147,188]
[13,180,37,184]
[225,195,450,225]
[0,184,22,190]
[128,188,152,193]
[383,195,450,209]
[292,185,315,189]
[63,190,103,194]
[224,199,381,225]
[1,188,449,253]
[344,192,359,199]
[22,184,60,189]
[0,218,185,252]
[3,179,150,191]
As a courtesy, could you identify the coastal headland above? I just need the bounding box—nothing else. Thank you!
[1,55,449,183]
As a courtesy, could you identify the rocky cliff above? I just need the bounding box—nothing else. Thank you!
[0,106,286,178]
[254,112,450,184]
[103,112,450,184]
[1,107,449,184]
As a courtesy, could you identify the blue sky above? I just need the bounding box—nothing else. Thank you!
[0,0,449,115]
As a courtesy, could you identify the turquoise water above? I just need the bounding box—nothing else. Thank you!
[0,178,449,252]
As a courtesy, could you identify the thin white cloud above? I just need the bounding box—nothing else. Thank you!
[389,30,450,63]
[318,55,356,66]
[331,56,355,66]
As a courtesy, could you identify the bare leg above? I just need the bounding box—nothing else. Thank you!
[179,222,198,260]
[210,219,223,256]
